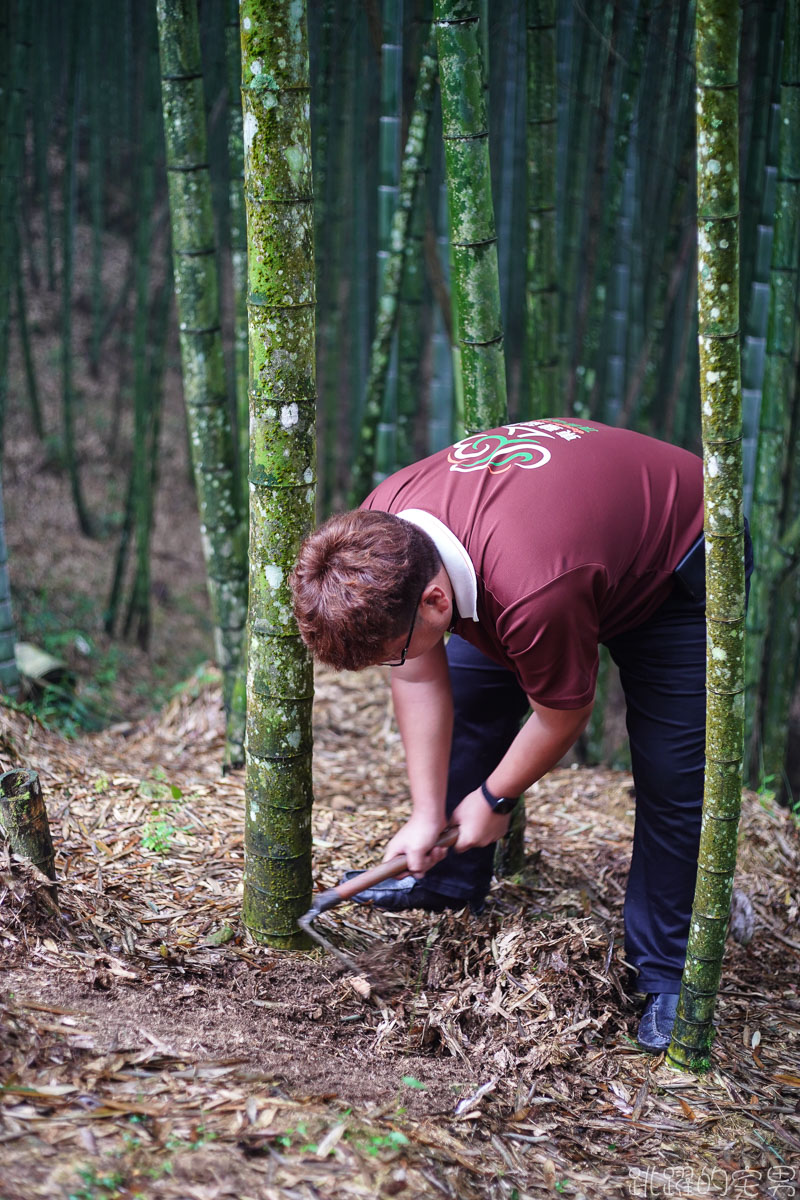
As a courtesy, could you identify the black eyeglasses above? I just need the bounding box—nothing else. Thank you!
[381,590,424,667]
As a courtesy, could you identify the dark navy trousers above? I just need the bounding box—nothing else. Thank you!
[423,533,753,994]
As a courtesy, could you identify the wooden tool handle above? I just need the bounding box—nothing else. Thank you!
[331,825,458,904]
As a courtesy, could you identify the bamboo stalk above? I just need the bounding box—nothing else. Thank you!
[434,0,507,432]
[744,0,800,785]
[0,471,20,700]
[350,41,438,502]
[668,0,744,1072]
[13,220,44,441]
[225,0,249,513]
[240,0,317,948]
[88,0,106,377]
[61,5,95,538]
[371,0,404,486]
[156,0,248,768]
[123,34,160,652]
[524,0,558,420]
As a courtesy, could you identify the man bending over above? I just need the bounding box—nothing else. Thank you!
[290,419,752,1052]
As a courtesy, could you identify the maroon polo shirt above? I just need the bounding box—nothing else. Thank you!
[362,419,704,709]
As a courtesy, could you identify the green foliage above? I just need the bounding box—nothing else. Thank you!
[139,817,182,854]
[757,771,777,806]
[164,1124,217,1151]
[138,768,192,854]
[361,1129,409,1156]
[68,1168,125,1200]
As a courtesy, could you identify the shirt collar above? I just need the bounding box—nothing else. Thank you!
[397,508,479,622]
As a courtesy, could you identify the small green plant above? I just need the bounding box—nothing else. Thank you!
[138,768,190,853]
[68,1166,125,1200]
[164,1124,217,1151]
[140,818,181,855]
[364,1130,409,1156]
[139,766,182,804]
[757,771,776,806]
[343,1127,409,1158]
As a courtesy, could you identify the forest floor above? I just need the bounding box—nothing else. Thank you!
[2,195,800,1200]
[1,670,800,1200]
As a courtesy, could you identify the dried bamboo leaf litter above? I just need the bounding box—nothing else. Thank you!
[0,665,798,1199]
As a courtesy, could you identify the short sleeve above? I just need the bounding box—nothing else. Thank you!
[490,565,606,707]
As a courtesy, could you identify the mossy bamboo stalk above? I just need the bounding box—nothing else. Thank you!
[32,0,55,291]
[240,0,317,948]
[345,17,371,472]
[350,42,438,503]
[434,0,507,433]
[396,144,429,466]
[601,164,634,425]
[570,2,620,417]
[759,420,800,798]
[428,152,455,452]
[311,0,343,516]
[349,13,378,483]
[633,7,697,432]
[0,769,56,891]
[434,0,520,867]
[225,0,249,512]
[739,0,781,318]
[373,0,404,485]
[0,473,20,700]
[524,0,558,420]
[370,0,403,486]
[61,7,95,538]
[668,0,744,1072]
[584,0,643,420]
[0,1,21,449]
[156,0,248,768]
[124,48,159,651]
[744,0,800,783]
[88,0,106,377]
[318,6,358,515]
[495,0,526,407]
[584,645,610,766]
[561,2,602,413]
[105,458,136,637]
[14,229,45,440]
[1,3,32,448]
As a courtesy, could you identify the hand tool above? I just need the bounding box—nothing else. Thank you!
[297,826,458,972]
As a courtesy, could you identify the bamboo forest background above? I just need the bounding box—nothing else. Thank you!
[1,0,799,799]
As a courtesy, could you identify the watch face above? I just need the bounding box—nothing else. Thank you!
[492,795,518,815]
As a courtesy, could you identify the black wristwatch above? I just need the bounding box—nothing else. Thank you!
[480,781,519,815]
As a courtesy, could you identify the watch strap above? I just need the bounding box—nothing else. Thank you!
[480,780,519,814]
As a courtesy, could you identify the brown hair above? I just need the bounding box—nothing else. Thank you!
[290,510,441,670]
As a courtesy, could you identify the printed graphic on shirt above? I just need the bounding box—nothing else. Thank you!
[447,420,598,474]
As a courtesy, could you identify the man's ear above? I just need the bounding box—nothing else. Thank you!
[422,582,451,614]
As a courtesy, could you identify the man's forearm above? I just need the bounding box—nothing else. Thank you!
[390,640,454,822]
[483,699,594,800]
[446,697,594,855]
